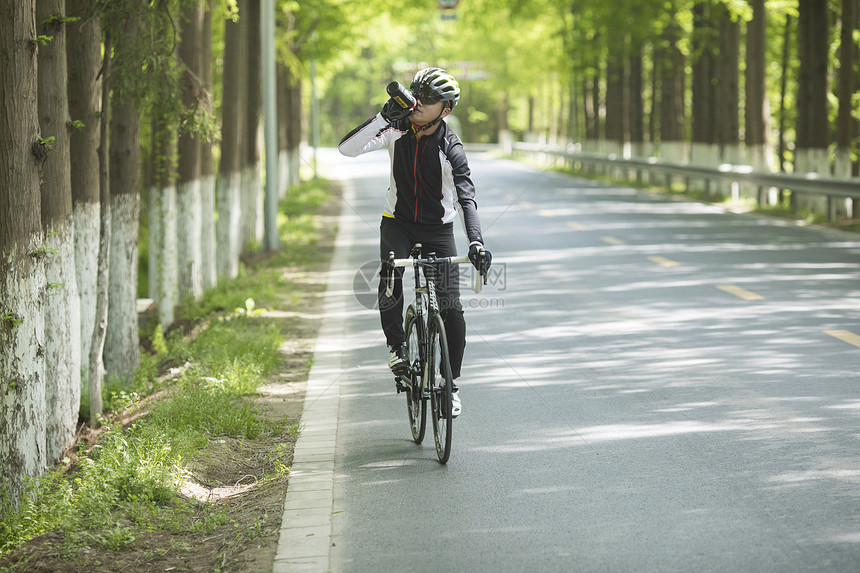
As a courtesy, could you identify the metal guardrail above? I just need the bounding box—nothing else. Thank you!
[503,141,860,219]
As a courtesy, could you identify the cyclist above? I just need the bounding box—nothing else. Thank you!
[338,67,491,417]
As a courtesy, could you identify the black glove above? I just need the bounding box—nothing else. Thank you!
[468,244,492,283]
[381,98,414,122]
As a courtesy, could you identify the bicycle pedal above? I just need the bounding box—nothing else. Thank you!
[395,378,408,394]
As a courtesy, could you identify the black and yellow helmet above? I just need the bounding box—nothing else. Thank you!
[410,68,460,110]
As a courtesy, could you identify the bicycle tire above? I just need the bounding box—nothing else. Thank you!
[428,314,453,464]
[404,306,426,444]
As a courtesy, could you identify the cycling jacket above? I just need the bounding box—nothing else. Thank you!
[338,113,484,247]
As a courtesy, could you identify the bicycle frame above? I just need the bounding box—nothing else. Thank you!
[384,243,485,463]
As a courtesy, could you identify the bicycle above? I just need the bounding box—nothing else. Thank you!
[384,243,486,464]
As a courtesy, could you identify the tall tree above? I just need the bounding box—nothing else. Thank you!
[67,0,102,398]
[745,0,769,171]
[241,0,263,253]
[88,28,112,425]
[146,1,182,327]
[177,1,204,301]
[0,0,48,503]
[604,41,626,156]
[217,11,245,280]
[691,1,717,171]
[835,0,858,178]
[200,2,217,290]
[796,0,830,213]
[104,1,144,380]
[37,0,81,462]
[796,0,830,173]
[149,106,179,327]
[715,2,740,166]
[658,15,686,163]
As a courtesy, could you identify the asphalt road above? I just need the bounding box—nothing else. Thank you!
[314,147,860,573]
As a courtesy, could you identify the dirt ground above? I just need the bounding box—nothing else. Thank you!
[0,193,341,573]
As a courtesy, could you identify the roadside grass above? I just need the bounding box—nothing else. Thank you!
[0,178,335,571]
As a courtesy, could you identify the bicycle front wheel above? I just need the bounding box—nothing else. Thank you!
[404,306,426,444]
[428,314,453,464]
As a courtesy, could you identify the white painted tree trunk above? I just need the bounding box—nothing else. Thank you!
[279,150,289,199]
[200,174,217,290]
[240,167,261,252]
[150,183,178,326]
[216,171,242,280]
[105,193,140,380]
[75,201,99,379]
[795,148,830,214]
[0,235,47,501]
[833,147,854,218]
[177,179,203,301]
[630,141,648,184]
[689,142,720,195]
[148,184,160,301]
[721,143,742,200]
[288,148,301,188]
[657,141,688,191]
[43,218,81,463]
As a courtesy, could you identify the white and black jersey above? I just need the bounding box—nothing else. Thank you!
[338,113,483,246]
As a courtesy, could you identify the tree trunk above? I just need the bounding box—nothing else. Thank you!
[716,5,740,152]
[745,0,769,169]
[217,12,245,280]
[149,110,178,327]
[0,0,48,503]
[659,19,686,164]
[200,2,216,290]
[628,43,644,153]
[67,0,102,386]
[835,0,858,178]
[104,8,142,381]
[242,0,262,252]
[285,72,303,188]
[89,32,111,424]
[37,0,81,463]
[691,1,718,183]
[604,45,625,157]
[177,2,203,301]
[277,61,290,196]
[796,0,830,212]
[716,3,740,197]
[778,14,792,174]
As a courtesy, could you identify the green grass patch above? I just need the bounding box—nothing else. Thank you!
[0,179,333,561]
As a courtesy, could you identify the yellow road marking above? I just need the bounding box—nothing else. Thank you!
[716,284,764,301]
[539,210,556,218]
[648,256,679,268]
[602,236,625,245]
[824,330,860,348]
[521,201,533,208]
[566,221,588,230]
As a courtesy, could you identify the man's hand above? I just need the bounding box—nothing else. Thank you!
[381,98,413,122]
[468,244,492,284]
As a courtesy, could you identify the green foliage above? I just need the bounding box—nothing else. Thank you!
[42,15,81,26]
[37,136,56,150]
[2,314,23,328]
[31,35,53,47]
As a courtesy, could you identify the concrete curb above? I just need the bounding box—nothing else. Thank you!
[273,179,355,573]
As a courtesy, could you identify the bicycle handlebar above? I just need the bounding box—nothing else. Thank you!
[386,252,484,295]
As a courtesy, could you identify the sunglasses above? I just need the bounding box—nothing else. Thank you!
[410,83,442,105]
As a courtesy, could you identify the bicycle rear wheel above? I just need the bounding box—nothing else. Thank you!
[428,314,453,464]
[404,306,426,444]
